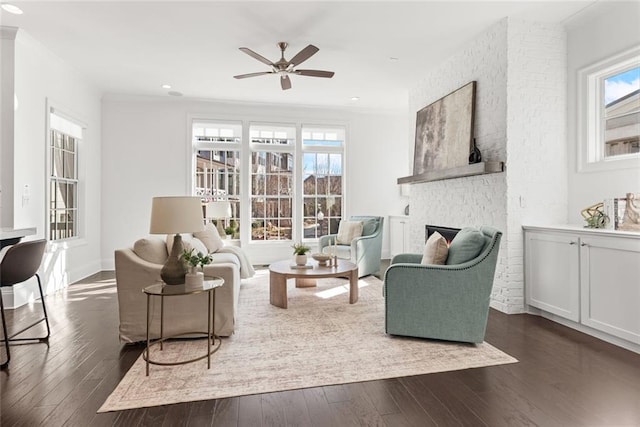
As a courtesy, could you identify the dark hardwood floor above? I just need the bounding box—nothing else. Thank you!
[2,267,640,426]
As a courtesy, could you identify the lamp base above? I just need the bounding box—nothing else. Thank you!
[215,220,226,239]
[161,233,187,285]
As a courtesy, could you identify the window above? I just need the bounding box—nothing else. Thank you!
[302,127,344,238]
[191,119,346,244]
[250,124,295,241]
[193,121,241,232]
[49,111,82,241]
[579,46,640,172]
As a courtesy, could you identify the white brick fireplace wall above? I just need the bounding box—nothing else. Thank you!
[407,18,567,314]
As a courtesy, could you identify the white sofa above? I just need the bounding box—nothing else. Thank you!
[114,224,248,342]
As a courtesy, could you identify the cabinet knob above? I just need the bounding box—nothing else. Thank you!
[581,242,588,247]
[569,241,577,245]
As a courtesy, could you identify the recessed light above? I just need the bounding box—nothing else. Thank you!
[389,57,399,62]
[168,91,183,97]
[1,3,23,14]
[351,97,360,101]
[161,84,171,89]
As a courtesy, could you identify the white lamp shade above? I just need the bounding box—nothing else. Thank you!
[206,201,232,219]
[149,196,205,234]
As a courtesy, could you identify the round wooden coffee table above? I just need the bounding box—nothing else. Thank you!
[268,259,359,309]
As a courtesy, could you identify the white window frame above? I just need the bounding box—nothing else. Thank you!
[249,122,296,242]
[301,125,345,239]
[578,46,640,173]
[46,101,86,243]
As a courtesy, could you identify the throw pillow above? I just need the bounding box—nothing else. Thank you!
[193,223,225,253]
[421,231,449,265]
[166,234,209,256]
[133,237,168,264]
[336,221,364,245]
[360,218,378,236]
[446,227,486,265]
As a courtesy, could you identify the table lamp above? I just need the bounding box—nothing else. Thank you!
[206,201,232,238]
[150,196,204,285]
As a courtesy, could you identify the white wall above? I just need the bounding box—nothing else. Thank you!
[408,18,567,314]
[567,1,640,223]
[101,96,408,268]
[5,30,102,306]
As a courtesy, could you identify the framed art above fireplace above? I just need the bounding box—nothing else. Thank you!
[413,81,476,175]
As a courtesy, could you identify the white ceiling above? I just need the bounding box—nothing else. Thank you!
[1,1,597,111]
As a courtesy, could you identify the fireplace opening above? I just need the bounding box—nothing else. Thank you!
[425,225,461,244]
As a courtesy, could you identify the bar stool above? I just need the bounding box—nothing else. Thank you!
[0,239,50,369]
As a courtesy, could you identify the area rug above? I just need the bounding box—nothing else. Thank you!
[100,271,517,412]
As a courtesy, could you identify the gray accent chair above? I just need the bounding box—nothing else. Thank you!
[384,226,502,343]
[319,216,384,278]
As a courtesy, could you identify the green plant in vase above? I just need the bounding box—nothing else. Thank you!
[180,249,212,284]
[291,242,311,266]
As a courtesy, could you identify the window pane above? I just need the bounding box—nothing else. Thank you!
[303,175,316,194]
[63,150,75,179]
[55,182,67,209]
[279,197,292,218]
[317,175,328,195]
[251,219,265,240]
[317,153,329,174]
[252,174,265,194]
[53,147,64,177]
[329,154,342,175]
[604,66,640,158]
[329,175,342,195]
[266,175,278,195]
[251,197,264,218]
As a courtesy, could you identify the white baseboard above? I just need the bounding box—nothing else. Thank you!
[530,307,640,355]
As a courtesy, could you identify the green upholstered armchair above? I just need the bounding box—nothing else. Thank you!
[319,216,384,278]
[384,226,502,343]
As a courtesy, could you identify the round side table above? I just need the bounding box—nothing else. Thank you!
[142,277,224,376]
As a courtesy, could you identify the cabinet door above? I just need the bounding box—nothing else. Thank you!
[580,235,640,344]
[525,231,580,321]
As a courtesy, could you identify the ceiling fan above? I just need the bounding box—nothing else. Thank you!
[233,42,335,90]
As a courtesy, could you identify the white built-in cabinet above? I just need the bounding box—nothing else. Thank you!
[389,215,410,258]
[524,225,640,349]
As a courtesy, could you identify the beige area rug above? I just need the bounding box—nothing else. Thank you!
[100,271,517,412]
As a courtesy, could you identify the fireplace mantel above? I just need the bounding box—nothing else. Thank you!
[397,161,504,185]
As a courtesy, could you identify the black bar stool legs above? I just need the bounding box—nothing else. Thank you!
[0,240,50,370]
[0,292,9,369]
[0,274,51,370]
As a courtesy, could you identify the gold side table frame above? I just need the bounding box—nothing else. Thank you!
[142,277,224,376]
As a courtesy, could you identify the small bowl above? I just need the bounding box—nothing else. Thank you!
[312,253,331,265]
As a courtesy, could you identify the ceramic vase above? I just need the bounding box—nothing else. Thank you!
[294,254,307,266]
[185,269,204,286]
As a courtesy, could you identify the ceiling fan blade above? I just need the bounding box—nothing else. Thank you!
[295,69,335,78]
[289,44,319,67]
[233,71,273,79]
[281,75,292,90]
[239,47,274,67]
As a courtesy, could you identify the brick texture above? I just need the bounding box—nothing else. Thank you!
[407,18,567,314]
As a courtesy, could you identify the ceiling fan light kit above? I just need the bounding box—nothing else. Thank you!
[234,42,335,90]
